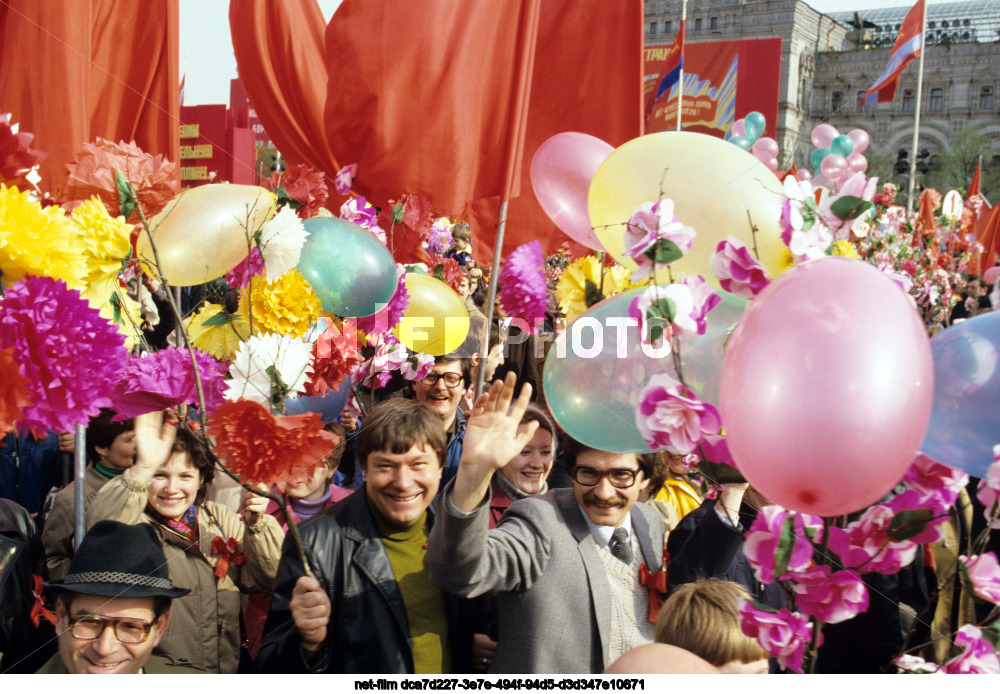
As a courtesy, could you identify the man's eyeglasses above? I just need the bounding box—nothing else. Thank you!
[420,372,464,388]
[67,615,157,644]
[572,466,641,489]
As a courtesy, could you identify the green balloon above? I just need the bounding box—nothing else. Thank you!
[744,111,766,141]
[830,134,855,157]
[298,217,398,317]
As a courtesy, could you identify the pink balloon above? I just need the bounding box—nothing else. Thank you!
[847,128,870,155]
[797,169,812,182]
[985,266,1000,285]
[810,123,839,150]
[751,137,779,160]
[764,157,779,172]
[530,132,613,251]
[731,118,747,138]
[811,173,834,189]
[820,153,847,181]
[846,153,868,174]
[719,257,934,516]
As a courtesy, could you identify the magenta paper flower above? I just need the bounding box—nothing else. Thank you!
[941,625,1000,674]
[635,372,720,454]
[977,451,1000,529]
[0,275,127,435]
[708,237,770,298]
[846,491,946,574]
[697,432,735,468]
[110,346,228,420]
[791,565,869,624]
[960,553,1000,605]
[334,163,358,195]
[680,274,721,335]
[738,600,819,674]
[743,505,818,584]
[425,218,454,256]
[499,241,548,335]
[401,352,435,381]
[628,283,697,349]
[903,454,969,508]
[894,654,941,674]
[877,261,914,296]
[225,246,265,289]
[357,265,410,338]
[340,196,382,242]
[623,199,695,282]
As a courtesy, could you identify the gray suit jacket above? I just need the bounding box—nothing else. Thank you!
[426,484,665,674]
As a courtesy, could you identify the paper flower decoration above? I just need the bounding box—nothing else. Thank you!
[427,252,465,293]
[238,269,322,338]
[0,184,85,289]
[709,236,770,299]
[208,399,339,488]
[499,241,548,334]
[0,275,127,435]
[304,321,361,397]
[555,255,633,321]
[623,199,696,282]
[259,206,310,279]
[266,163,328,219]
[111,346,228,420]
[0,114,46,183]
[425,218,454,256]
[186,302,252,361]
[635,372,720,454]
[225,333,313,407]
[70,197,132,304]
[62,138,179,220]
[357,266,410,337]
[99,289,145,352]
[333,163,358,195]
[225,247,265,289]
[0,347,31,436]
[341,196,379,230]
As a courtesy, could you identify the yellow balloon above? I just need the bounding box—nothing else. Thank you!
[392,274,470,356]
[588,132,789,287]
[137,184,277,286]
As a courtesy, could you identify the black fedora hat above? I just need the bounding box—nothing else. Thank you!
[45,520,190,599]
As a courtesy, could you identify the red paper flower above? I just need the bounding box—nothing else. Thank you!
[427,252,466,293]
[0,113,47,184]
[62,138,179,220]
[111,346,228,421]
[304,321,361,397]
[0,347,32,437]
[0,275,127,435]
[207,399,339,488]
[499,241,548,334]
[225,247,265,289]
[266,163,328,219]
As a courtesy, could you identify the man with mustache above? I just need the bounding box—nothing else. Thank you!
[427,374,746,673]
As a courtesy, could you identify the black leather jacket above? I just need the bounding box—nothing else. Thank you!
[256,489,474,673]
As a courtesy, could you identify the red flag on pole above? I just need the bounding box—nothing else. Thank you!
[972,203,1000,275]
[969,161,982,199]
[862,0,924,106]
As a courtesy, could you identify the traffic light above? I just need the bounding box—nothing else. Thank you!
[916,148,931,174]
[894,148,909,174]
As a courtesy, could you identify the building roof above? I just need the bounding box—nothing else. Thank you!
[829,1,1000,48]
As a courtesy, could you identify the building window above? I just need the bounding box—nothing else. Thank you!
[665,20,672,33]
[902,89,915,112]
[941,20,949,28]
[832,91,843,112]
[981,86,995,111]
[650,21,658,34]
[928,21,936,29]
[930,88,943,111]
[856,91,866,112]
[710,16,718,30]
[694,17,703,31]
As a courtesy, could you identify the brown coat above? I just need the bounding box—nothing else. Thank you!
[86,471,284,674]
[41,465,109,580]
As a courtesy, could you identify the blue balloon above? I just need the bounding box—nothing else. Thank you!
[920,312,1000,478]
[728,136,753,152]
[810,148,830,170]
[283,375,353,423]
[744,111,766,141]
[830,134,855,157]
[298,217,398,317]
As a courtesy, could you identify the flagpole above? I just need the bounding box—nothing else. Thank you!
[906,0,928,214]
[675,0,687,132]
[477,0,540,400]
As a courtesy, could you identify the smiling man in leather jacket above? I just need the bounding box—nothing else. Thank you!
[256,399,474,674]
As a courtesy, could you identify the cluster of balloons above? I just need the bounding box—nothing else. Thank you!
[725,112,779,172]
[808,124,870,190]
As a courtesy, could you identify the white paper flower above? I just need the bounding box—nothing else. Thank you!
[259,206,309,280]
[224,332,313,405]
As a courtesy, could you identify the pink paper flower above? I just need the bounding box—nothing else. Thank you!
[623,199,695,282]
[941,625,1000,674]
[628,283,697,348]
[111,346,228,420]
[738,600,819,674]
[680,274,721,335]
[0,275,127,435]
[977,450,1000,529]
[425,218,454,256]
[499,241,548,335]
[960,553,1000,605]
[697,432,735,468]
[743,505,818,584]
[903,454,969,508]
[334,164,358,195]
[225,246,265,289]
[357,265,410,337]
[635,372,720,454]
[877,261,914,295]
[401,352,435,381]
[709,236,770,298]
[894,654,941,674]
[340,196,381,237]
[791,565,869,624]
[846,491,946,574]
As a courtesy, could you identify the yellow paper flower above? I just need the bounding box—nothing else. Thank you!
[238,269,321,338]
[830,240,860,260]
[186,302,252,361]
[555,255,634,321]
[0,184,84,289]
[98,288,144,351]
[70,197,132,304]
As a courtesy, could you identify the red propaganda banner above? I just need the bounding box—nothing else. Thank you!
[644,38,781,139]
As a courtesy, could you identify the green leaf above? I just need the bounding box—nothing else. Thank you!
[801,197,817,232]
[773,516,798,579]
[392,201,405,224]
[114,168,137,220]
[652,239,684,265]
[886,508,935,542]
[648,297,677,324]
[109,292,123,324]
[982,620,1000,648]
[266,365,290,410]
[829,195,874,222]
[696,460,745,485]
[748,598,780,614]
[200,312,234,327]
[583,279,605,308]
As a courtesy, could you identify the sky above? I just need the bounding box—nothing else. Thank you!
[180,0,970,106]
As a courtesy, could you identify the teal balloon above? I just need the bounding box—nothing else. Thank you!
[744,111,766,141]
[298,217,398,317]
[810,148,830,169]
[830,134,854,157]
[542,288,747,453]
[728,136,753,152]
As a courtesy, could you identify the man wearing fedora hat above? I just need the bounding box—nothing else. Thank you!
[38,520,200,674]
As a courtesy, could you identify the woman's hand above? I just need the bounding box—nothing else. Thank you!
[129,410,178,484]
[242,486,269,526]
